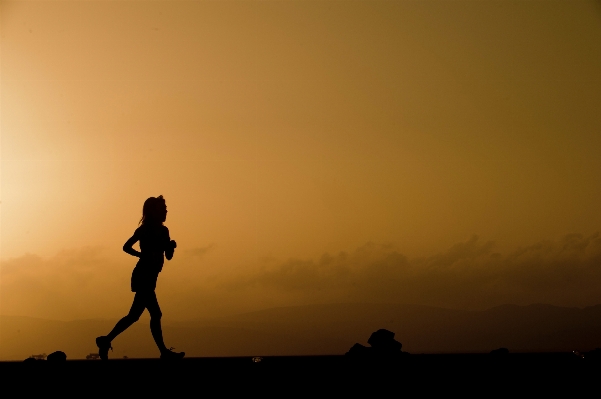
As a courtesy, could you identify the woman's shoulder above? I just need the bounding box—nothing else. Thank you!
[137,223,168,236]
[147,224,169,234]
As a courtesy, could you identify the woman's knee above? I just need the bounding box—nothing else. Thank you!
[150,309,163,320]
[125,314,140,323]
[125,310,143,323]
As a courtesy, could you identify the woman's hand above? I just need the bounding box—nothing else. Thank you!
[165,240,176,260]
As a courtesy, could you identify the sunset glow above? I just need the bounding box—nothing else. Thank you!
[2,0,601,358]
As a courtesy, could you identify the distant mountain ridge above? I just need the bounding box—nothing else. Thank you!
[2,303,601,360]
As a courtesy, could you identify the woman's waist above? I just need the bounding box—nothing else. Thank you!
[138,251,164,260]
[136,256,164,267]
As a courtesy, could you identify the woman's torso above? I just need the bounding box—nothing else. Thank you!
[137,224,169,270]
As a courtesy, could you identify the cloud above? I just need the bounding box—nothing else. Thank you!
[224,233,601,310]
[0,247,132,320]
[183,244,215,258]
[2,233,601,320]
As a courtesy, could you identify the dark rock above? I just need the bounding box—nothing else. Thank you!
[368,329,402,352]
[490,347,509,356]
[346,329,408,360]
[346,343,372,356]
[47,351,67,362]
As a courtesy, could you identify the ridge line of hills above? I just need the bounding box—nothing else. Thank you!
[2,303,601,360]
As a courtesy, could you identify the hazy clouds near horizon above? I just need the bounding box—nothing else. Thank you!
[2,233,601,320]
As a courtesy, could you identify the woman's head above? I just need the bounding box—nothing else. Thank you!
[140,195,167,225]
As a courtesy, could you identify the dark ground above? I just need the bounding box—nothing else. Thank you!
[2,353,598,395]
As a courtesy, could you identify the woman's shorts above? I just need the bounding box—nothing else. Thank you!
[131,264,160,292]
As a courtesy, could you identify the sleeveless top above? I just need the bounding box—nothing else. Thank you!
[130,224,171,292]
[135,224,171,272]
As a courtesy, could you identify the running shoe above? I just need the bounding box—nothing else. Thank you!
[95,336,112,361]
[160,347,185,360]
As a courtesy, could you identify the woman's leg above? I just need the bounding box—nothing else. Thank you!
[106,293,146,341]
[96,293,146,360]
[145,292,184,359]
[144,291,168,353]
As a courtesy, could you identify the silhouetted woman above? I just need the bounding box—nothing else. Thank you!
[96,195,184,360]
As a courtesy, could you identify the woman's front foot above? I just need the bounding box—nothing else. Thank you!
[95,336,113,360]
[160,347,185,360]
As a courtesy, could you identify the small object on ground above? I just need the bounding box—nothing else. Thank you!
[252,357,263,363]
[86,353,100,360]
[583,348,601,361]
[47,351,67,362]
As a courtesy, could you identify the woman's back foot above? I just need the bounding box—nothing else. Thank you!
[160,347,185,360]
[95,336,113,360]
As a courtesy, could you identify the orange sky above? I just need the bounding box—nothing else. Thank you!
[2,1,601,320]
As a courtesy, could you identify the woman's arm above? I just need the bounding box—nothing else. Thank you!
[123,230,142,258]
